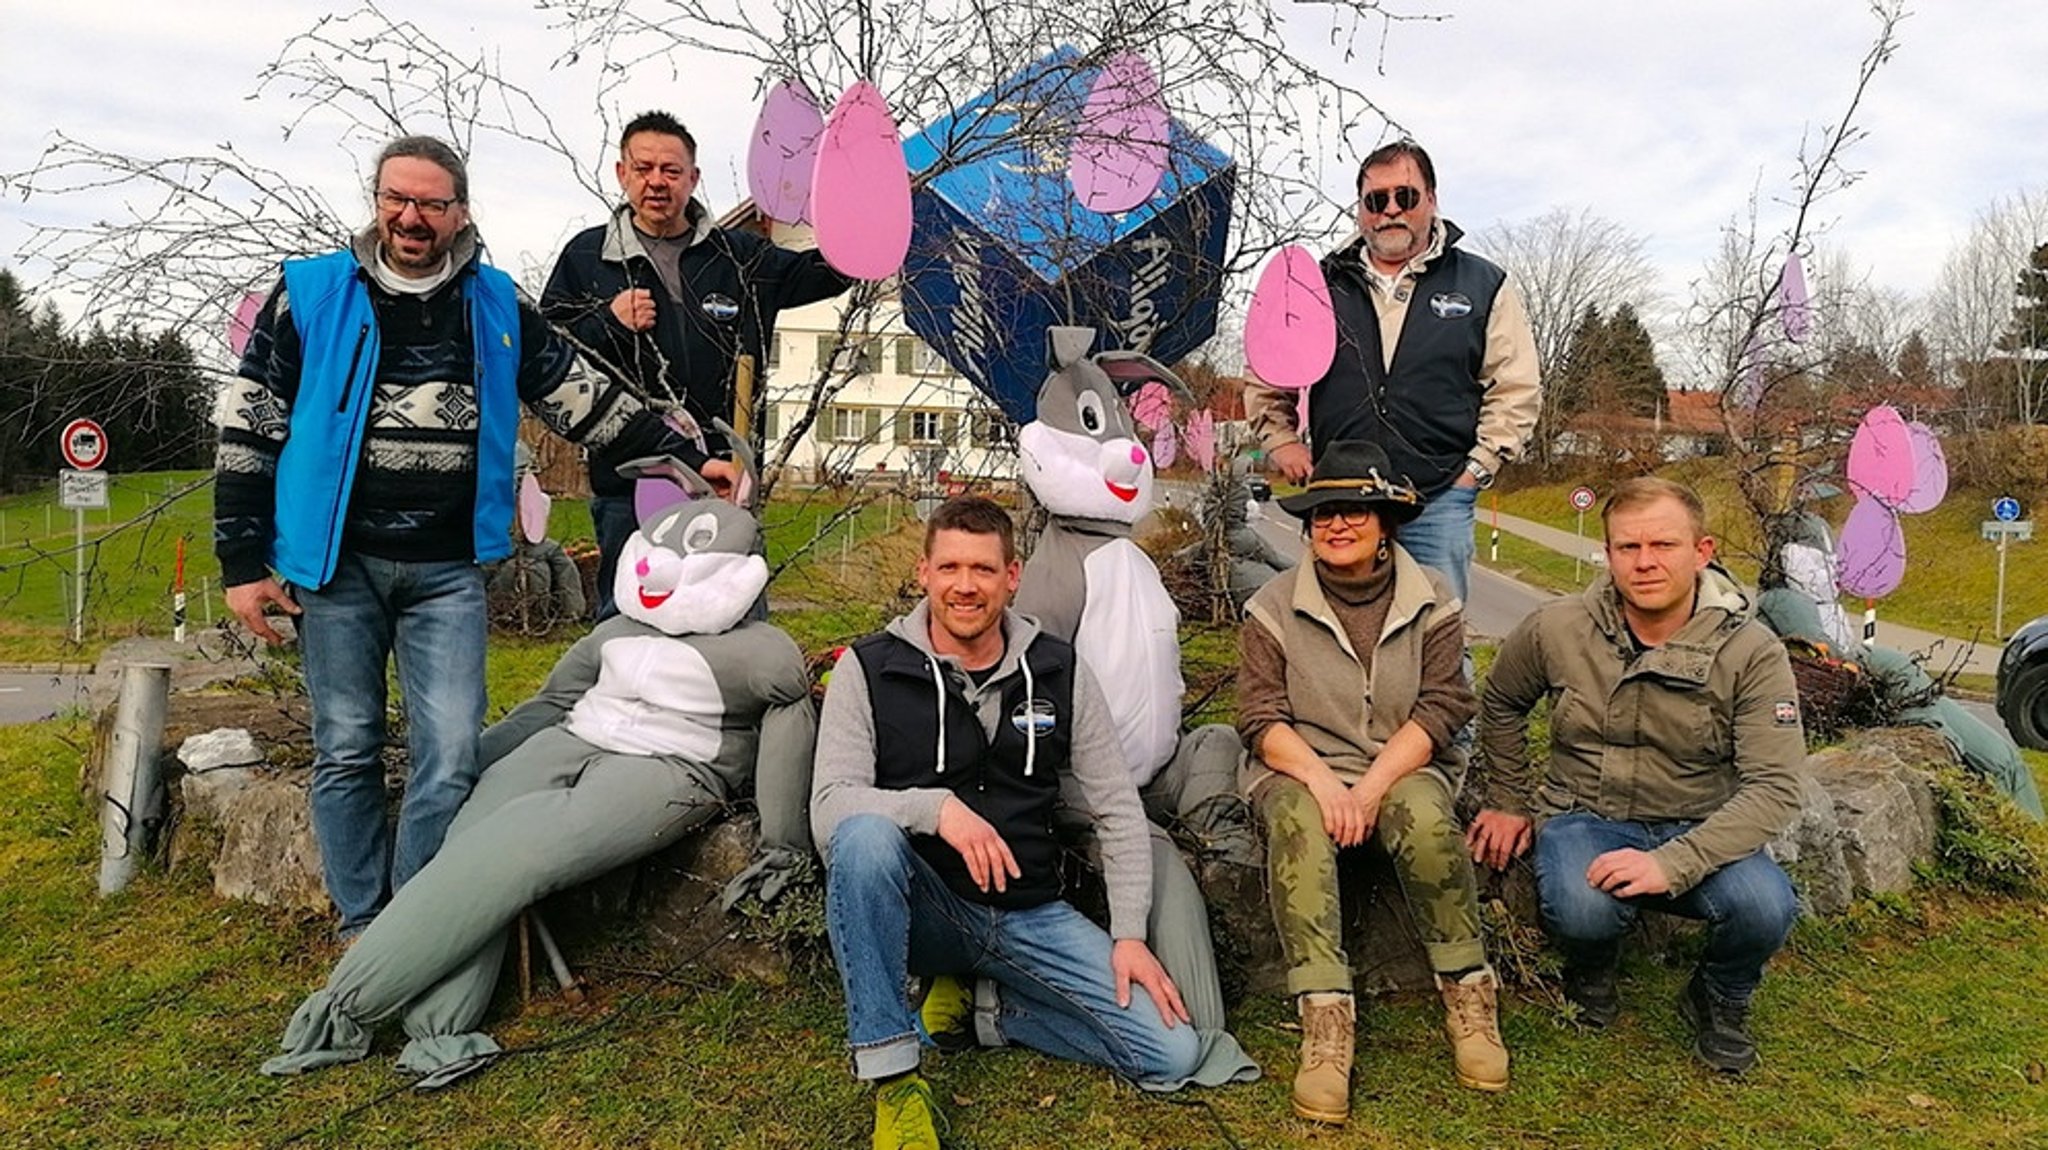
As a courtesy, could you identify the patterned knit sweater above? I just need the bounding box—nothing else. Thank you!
[215,229,687,587]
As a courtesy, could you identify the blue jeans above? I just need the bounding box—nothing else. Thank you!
[296,554,488,933]
[1533,811,1799,1004]
[824,815,1200,1084]
[589,494,637,622]
[1399,481,1477,605]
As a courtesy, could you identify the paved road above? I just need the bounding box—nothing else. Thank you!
[0,671,93,725]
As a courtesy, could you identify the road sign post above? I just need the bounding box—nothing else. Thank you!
[1983,499,2033,638]
[1569,486,1597,583]
[57,421,109,643]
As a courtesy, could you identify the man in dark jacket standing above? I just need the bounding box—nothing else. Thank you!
[1243,140,1540,605]
[812,497,1208,1150]
[542,110,852,617]
[216,135,705,936]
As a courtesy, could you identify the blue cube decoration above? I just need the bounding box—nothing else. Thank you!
[899,45,1236,423]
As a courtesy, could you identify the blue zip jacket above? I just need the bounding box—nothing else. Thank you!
[271,250,521,589]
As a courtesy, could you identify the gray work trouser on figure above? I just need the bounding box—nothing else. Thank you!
[1126,723,1262,1088]
[261,726,727,1077]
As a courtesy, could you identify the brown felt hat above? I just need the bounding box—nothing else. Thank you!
[1276,440,1424,524]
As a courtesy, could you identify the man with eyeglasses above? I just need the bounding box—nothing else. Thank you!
[216,135,706,937]
[543,110,853,619]
[1244,139,1540,606]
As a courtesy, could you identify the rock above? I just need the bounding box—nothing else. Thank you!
[1769,769,1855,916]
[195,770,329,912]
[178,728,265,772]
[536,816,792,985]
[1808,735,1940,898]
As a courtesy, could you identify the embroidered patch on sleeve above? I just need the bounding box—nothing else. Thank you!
[1773,700,1800,726]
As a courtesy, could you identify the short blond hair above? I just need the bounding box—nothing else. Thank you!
[1601,476,1707,540]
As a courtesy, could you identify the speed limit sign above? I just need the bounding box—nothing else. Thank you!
[61,419,108,471]
[1569,485,1596,512]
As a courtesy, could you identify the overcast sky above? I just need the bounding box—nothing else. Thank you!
[4,0,2044,351]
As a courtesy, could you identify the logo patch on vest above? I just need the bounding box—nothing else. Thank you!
[1429,292,1473,319]
[701,293,740,323]
[1772,700,1799,727]
[1011,698,1057,736]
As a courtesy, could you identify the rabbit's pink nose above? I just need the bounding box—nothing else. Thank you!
[1130,444,1147,465]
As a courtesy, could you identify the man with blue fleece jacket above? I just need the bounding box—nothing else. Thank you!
[214,135,705,936]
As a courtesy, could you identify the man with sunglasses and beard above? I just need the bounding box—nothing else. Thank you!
[1243,140,1540,607]
[216,136,705,939]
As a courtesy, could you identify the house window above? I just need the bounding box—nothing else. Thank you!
[910,410,944,443]
[817,335,880,375]
[896,337,951,376]
[971,409,1015,448]
[825,405,882,443]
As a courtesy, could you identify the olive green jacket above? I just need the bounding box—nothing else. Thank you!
[1475,564,1805,896]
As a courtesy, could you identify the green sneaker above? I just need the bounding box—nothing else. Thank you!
[873,1072,944,1150]
[919,974,974,1052]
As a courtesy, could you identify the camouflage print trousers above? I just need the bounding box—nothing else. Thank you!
[1255,771,1487,996]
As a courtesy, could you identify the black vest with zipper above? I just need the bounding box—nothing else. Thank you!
[1308,234,1505,497]
[853,630,1076,910]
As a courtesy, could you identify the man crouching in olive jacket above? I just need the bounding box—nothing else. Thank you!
[1467,477,1804,1075]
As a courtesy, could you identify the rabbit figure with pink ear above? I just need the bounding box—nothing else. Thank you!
[261,450,817,1086]
[1012,326,1261,1088]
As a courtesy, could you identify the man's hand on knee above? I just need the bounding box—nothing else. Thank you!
[937,797,1019,894]
[1111,939,1189,1028]
[1465,809,1532,870]
[1586,848,1670,898]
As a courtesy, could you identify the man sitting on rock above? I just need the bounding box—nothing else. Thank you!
[1466,477,1804,1074]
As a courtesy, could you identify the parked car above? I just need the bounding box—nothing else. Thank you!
[1996,613,2048,750]
[1246,474,1273,502]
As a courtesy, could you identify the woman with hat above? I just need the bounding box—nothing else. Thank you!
[1236,440,1507,1124]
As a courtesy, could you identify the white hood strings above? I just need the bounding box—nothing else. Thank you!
[926,647,1037,777]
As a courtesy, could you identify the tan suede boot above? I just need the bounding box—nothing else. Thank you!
[1439,968,1509,1092]
[1292,992,1355,1124]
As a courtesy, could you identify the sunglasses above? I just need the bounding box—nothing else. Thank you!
[1309,505,1379,528]
[1361,185,1424,215]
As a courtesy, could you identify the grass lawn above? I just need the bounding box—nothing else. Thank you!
[4,708,2047,1148]
[6,471,2048,1146]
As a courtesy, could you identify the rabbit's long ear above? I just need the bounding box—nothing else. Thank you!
[713,418,759,510]
[1095,350,1192,400]
[1046,326,1096,372]
[616,455,719,501]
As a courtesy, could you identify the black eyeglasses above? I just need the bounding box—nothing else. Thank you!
[376,190,459,219]
[1309,505,1379,528]
[1361,185,1424,215]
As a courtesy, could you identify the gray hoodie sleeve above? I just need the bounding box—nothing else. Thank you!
[1060,661,1154,940]
[809,647,955,856]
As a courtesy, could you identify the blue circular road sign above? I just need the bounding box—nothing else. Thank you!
[1993,496,2022,523]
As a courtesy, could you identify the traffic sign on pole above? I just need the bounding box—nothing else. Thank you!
[60,419,109,471]
[1993,495,2022,523]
